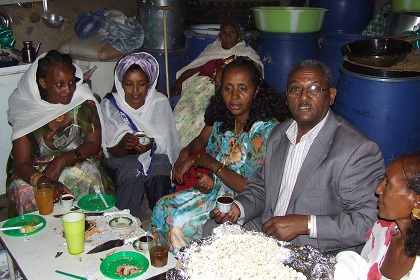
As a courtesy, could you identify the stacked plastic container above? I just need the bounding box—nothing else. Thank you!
[310,0,375,85]
[250,6,327,96]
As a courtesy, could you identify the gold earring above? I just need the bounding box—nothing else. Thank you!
[412,208,420,219]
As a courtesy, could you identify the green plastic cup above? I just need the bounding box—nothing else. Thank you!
[62,212,85,255]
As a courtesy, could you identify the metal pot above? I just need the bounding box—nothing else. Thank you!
[0,8,12,28]
[137,0,187,50]
[385,12,420,36]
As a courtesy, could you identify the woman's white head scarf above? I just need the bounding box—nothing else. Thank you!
[176,39,264,89]
[101,52,180,168]
[7,52,103,142]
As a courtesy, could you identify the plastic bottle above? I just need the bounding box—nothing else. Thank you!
[83,65,98,81]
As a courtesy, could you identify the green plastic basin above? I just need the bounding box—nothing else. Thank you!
[251,7,328,33]
[391,0,420,13]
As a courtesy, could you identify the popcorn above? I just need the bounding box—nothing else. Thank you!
[184,232,306,280]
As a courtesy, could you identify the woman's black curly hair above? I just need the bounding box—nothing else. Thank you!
[401,151,420,257]
[204,56,288,133]
[36,50,75,100]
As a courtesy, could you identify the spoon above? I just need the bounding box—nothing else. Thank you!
[94,186,109,208]
[42,0,64,29]
[42,0,48,14]
[0,222,44,234]
[28,2,41,23]
[70,205,80,211]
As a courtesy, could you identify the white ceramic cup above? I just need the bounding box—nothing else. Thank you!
[60,194,75,212]
[139,233,154,250]
[134,131,151,145]
[216,196,234,213]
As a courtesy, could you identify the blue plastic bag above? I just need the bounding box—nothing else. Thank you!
[74,8,106,40]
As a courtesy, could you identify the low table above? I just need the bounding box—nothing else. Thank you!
[0,203,176,279]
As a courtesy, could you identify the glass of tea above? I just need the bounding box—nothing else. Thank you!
[148,229,169,267]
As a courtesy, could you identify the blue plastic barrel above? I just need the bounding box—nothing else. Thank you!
[184,33,218,66]
[334,68,420,167]
[258,32,320,95]
[310,0,375,34]
[319,34,370,86]
[142,48,185,95]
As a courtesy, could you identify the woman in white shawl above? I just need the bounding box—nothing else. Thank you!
[101,52,180,218]
[172,18,263,148]
[7,50,114,217]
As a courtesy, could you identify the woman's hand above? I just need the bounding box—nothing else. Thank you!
[172,156,196,184]
[173,148,190,169]
[119,133,139,151]
[193,153,216,170]
[38,177,72,203]
[194,172,214,193]
[42,156,67,181]
[171,67,199,96]
[51,181,72,203]
[171,79,183,95]
[134,138,155,154]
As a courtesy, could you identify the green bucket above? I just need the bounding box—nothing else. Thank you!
[250,7,328,33]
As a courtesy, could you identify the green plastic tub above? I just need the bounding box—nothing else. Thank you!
[391,0,420,13]
[250,7,328,33]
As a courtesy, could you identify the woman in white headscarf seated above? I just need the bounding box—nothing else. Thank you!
[7,50,114,217]
[100,52,180,218]
[172,18,263,148]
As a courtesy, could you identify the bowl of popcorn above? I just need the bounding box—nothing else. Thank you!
[167,223,336,280]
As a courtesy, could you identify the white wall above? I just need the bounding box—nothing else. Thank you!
[0,64,31,195]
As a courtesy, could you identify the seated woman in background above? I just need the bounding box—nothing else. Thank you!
[335,151,420,279]
[7,50,114,217]
[151,56,288,252]
[100,52,180,218]
[172,18,263,148]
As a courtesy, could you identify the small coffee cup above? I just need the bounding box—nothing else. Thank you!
[134,131,151,145]
[216,196,234,213]
[139,233,154,250]
[60,194,75,212]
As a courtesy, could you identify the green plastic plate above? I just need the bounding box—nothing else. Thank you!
[77,194,116,211]
[100,251,149,279]
[2,214,46,237]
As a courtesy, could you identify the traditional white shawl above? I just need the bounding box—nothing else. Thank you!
[176,39,263,89]
[7,53,104,145]
[101,52,180,171]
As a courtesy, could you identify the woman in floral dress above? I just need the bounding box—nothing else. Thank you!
[151,56,288,252]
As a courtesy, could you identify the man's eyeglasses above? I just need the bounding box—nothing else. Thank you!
[286,85,329,99]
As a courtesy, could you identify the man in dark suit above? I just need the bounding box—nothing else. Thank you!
[204,60,385,253]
